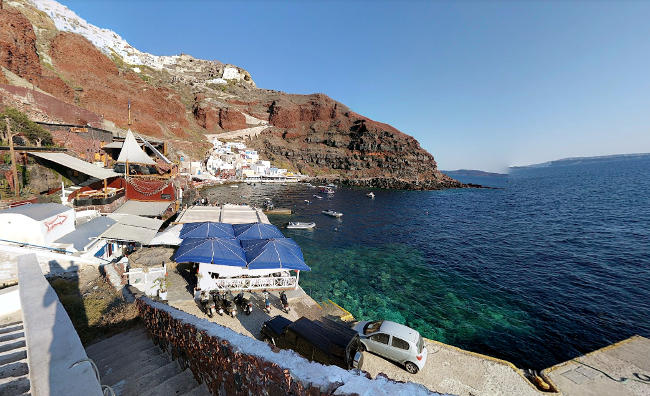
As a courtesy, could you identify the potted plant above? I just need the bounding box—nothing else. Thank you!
[155,275,169,300]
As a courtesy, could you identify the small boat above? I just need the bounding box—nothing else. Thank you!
[322,210,343,218]
[287,222,316,229]
[319,187,335,194]
[366,192,375,198]
[327,184,337,189]
[304,200,311,204]
[313,195,324,199]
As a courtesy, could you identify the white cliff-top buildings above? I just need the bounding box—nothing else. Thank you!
[202,138,299,182]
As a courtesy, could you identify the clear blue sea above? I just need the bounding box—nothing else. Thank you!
[203,155,650,369]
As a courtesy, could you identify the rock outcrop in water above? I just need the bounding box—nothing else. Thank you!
[0,0,464,190]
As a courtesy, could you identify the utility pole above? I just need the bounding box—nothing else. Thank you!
[5,117,20,198]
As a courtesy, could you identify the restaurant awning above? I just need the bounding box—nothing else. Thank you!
[148,224,183,246]
[233,223,285,240]
[28,152,119,180]
[117,130,156,165]
[241,238,311,271]
[172,237,247,266]
[180,222,235,239]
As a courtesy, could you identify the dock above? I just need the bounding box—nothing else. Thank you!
[543,335,650,396]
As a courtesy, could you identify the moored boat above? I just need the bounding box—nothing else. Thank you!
[322,209,343,218]
[286,222,316,229]
[367,192,375,198]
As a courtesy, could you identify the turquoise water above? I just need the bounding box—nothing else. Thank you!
[203,156,650,369]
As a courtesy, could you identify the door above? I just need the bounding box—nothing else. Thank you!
[366,333,391,356]
[390,336,412,363]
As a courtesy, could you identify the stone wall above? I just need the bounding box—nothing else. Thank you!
[135,295,437,396]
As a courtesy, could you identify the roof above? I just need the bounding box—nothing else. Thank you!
[28,152,120,180]
[102,141,143,150]
[0,203,71,221]
[116,130,156,165]
[54,216,116,251]
[380,321,420,343]
[148,224,183,246]
[175,205,270,224]
[100,213,163,244]
[114,200,171,217]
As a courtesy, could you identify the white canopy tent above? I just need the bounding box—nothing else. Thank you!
[117,130,156,165]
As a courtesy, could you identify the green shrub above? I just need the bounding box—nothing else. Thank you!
[0,107,53,146]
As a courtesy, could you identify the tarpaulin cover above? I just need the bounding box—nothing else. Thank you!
[233,223,284,240]
[172,237,246,266]
[180,222,235,239]
[240,238,311,271]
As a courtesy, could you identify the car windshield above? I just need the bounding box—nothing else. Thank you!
[363,320,383,335]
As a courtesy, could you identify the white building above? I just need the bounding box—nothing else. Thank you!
[0,203,75,245]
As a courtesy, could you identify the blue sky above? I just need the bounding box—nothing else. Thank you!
[62,0,650,172]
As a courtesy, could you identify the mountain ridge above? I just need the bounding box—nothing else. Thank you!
[0,0,463,190]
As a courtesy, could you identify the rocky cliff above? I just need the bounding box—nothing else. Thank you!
[0,0,463,190]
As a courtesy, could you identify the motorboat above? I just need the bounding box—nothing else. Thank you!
[313,195,324,199]
[304,200,311,204]
[286,222,316,229]
[366,192,375,198]
[322,210,343,218]
[327,184,337,189]
[319,187,335,194]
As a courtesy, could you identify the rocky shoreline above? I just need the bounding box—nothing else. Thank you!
[307,176,485,190]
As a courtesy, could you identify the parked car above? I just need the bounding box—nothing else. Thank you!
[261,316,364,370]
[353,320,427,374]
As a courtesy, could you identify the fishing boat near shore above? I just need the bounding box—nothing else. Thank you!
[322,209,343,218]
[287,222,316,229]
[319,186,335,194]
[367,192,375,198]
[313,195,324,199]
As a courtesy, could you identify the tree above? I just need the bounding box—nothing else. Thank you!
[0,107,53,147]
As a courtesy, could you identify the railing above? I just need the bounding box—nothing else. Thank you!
[205,275,297,291]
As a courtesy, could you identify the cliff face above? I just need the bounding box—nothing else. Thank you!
[0,0,462,190]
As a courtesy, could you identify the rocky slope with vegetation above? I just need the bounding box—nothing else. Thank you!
[0,0,463,190]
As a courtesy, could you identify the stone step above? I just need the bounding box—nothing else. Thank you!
[88,331,151,365]
[138,368,199,396]
[85,327,148,356]
[101,347,169,386]
[0,375,30,395]
[182,383,211,396]
[0,329,24,343]
[0,324,22,335]
[95,343,161,375]
[0,347,27,366]
[119,360,183,396]
[0,339,26,354]
[0,360,29,381]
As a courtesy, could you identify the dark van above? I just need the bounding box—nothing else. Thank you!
[261,316,363,370]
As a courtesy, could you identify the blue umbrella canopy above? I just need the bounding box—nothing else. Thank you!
[233,223,285,241]
[179,222,235,239]
[172,237,247,266]
[241,238,311,271]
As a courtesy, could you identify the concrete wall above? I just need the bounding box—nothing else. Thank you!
[135,293,437,396]
[17,254,103,396]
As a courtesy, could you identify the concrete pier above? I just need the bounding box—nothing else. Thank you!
[544,335,650,396]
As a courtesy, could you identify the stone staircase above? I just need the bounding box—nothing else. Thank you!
[0,312,30,396]
[85,326,210,396]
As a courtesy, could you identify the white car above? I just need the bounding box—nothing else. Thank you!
[353,320,428,374]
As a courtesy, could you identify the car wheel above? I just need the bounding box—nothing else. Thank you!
[405,362,419,374]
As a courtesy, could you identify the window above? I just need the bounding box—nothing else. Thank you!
[370,333,389,344]
[391,337,410,350]
[364,320,384,335]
